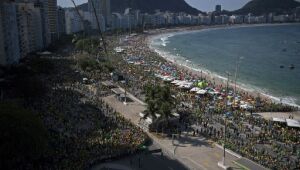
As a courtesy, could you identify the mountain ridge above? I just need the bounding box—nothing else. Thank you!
[234,0,300,15]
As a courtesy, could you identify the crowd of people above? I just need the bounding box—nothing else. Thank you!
[2,30,298,169]
[108,33,300,169]
[0,48,147,169]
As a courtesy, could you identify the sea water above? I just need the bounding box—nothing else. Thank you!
[150,24,300,107]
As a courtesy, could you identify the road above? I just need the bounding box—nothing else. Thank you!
[91,144,189,170]
[101,91,240,170]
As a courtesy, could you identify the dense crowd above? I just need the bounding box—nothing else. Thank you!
[109,33,300,169]
[19,58,147,169]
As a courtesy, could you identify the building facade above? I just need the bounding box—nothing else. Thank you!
[16,2,43,58]
[215,5,221,13]
[36,0,51,48]
[88,0,111,30]
[47,0,58,41]
[65,9,84,34]
[57,7,66,36]
[1,2,21,65]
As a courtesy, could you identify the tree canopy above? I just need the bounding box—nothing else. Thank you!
[144,85,175,123]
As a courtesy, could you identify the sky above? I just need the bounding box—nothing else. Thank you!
[185,0,250,11]
[57,0,287,12]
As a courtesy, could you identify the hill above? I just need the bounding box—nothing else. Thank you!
[77,0,201,14]
[234,0,300,15]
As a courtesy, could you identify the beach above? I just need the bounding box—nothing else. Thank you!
[145,23,300,109]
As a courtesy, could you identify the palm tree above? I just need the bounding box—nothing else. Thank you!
[144,84,158,118]
[159,102,174,128]
[159,86,172,101]
[144,85,175,133]
[143,100,157,120]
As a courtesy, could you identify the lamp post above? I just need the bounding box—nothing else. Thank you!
[218,71,231,169]
[234,56,244,97]
[123,78,128,105]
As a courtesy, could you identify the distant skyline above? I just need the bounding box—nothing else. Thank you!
[57,0,251,12]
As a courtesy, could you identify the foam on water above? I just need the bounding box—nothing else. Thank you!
[149,27,300,108]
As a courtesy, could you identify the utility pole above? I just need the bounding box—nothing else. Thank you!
[89,0,107,54]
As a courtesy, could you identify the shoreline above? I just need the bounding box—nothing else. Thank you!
[145,23,300,109]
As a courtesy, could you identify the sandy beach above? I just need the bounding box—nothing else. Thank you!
[144,24,300,109]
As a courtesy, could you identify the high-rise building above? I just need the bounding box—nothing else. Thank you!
[47,0,58,41]
[215,5,221,13]
[34,0,51,47]
[17,0,52,47]
[65,9,84,34]
[88,0,111,30]
[1,2,21,65]
[16,2,44,58]
[57,7,66,36]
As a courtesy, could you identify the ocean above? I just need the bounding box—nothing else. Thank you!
[150,24,300,107]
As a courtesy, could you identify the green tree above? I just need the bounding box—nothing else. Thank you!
[144,85,159,120]
[144,85,175,131]
[159,102,173,126]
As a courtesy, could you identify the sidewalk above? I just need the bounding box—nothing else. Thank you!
[102,88,265,170]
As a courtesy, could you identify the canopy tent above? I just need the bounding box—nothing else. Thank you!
[190,87,201,92]
[272,117,286,123]
[286,119,300,128]
[196,89,207,95]
[139,112,145,118]
[240,104,254,110]
[208,90,219,95]
[162,76,174,82]
[171,80,180,84]
[172,113,180,117]
[196,81,208,88]
[176,81,193,89]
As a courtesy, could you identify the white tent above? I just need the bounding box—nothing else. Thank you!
[272,117,286,123]
[208,90,219,95]
[176,81,193,89]
[146,117,152,124]
[139,112,145,118]
[286,119,300,128]
[171,80,180,84]
[197,89,207,94]
[162,76,174,82]
[240,104,254,109]
[190,87,201,92]
[175,81,186,86]
[172,113,180,117]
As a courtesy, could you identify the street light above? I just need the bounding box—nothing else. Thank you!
[218,71,231,169]
[234,56,244,97]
